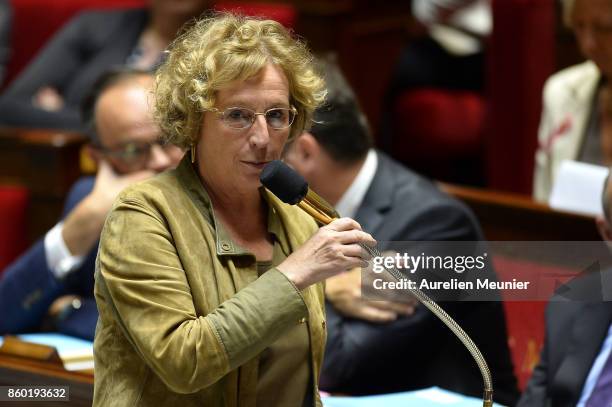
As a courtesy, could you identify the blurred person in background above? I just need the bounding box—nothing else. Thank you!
[284,58,519,406]
[0,0,210,130]
[390,0,490,95]
[379,0,490,185]
[534,0,612,202]
[381,0,490,133]
[0,68,183,340]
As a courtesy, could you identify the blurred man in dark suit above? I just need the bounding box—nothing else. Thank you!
[284,59,519,405]
[0,69,183,339]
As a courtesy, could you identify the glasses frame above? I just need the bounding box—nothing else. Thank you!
[209,106,298,130]
[93,139,170,165]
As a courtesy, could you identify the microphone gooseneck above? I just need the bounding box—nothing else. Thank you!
[261,160,494,407]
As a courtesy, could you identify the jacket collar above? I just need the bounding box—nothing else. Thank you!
[566,61,601,112]
[175,156,298,258]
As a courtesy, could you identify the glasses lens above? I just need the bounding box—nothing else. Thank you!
[265,108,294,129]
[223,108,254,129]
[104,142,149,165]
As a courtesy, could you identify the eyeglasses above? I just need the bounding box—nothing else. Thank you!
[210,106,297,130]
[95,139,174,167]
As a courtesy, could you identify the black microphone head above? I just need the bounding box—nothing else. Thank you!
[260,160,308,205]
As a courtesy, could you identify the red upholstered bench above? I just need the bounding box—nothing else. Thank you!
[0,185,29,273]
[393,89,485,158]
[390,89,486,184]
[493,255,579,390]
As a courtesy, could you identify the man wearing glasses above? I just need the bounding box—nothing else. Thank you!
[0,68,183,340]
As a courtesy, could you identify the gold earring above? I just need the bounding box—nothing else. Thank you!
[191,145,196,163]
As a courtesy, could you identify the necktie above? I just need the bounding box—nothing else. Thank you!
[587,350,612,407]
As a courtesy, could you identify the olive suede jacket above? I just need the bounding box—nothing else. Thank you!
[93,157,326,406]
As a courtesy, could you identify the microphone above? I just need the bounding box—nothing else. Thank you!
[260,160,339,225]
[261,160,494,407]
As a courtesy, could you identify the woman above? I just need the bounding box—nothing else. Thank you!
[533,0,612,201]
[0,0,210,130]
[92,13,375,407]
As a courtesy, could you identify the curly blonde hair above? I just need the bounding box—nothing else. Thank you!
[154,12,326,148]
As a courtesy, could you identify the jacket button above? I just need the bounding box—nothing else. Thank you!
[322,320,326,329]
[298,317,307,324]
[221,242,231,251]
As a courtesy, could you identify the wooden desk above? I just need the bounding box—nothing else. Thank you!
[0,128,87,242]
[0,354,92,406]
[439,183,601,241]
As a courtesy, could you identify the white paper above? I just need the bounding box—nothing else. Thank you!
[414,387,463,404]
[549,160,608,217]
[64,360,94,371]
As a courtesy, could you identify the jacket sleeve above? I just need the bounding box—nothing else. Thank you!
[55,297,98,341]
[533,78,555,203]
[97,196,309,394]
[0,11,93,128]
[0,177,96,334]
[0,239,65,333]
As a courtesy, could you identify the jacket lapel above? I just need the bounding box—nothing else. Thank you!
[354,152,393,235]
[564,62,601,160]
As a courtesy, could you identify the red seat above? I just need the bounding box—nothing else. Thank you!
[501,300,546,391]
[0,185,29,273]
[492,255,579,390]
[390,89,486,184]
[393,89,485,159]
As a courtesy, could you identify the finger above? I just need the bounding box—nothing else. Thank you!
[336,230,376,247]
[336,253,368,272]
[326,217,362,232]
[357,305,398,323]
[367,300,415,316]
[341,243,371,261]
[406,297,419,307]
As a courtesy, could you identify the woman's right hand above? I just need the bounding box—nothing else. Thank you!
[277,218,377,290]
